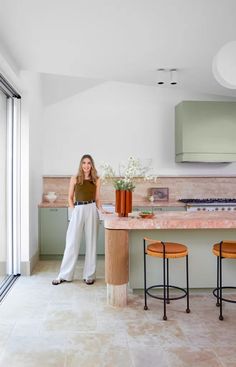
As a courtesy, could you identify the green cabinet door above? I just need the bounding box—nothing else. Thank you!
[97,221,105,254]
[39,208,68,255]
[79,220,105,255]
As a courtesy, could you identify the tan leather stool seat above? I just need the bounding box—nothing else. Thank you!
[147,241,188,258]
[212,241,236,258]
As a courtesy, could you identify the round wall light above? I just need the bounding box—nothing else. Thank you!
[213,41,236,89]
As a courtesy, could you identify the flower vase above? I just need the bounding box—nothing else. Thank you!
[125,190,132,215]
[115,190,132,217]
[120,190,126,216]
[115,190,121,214]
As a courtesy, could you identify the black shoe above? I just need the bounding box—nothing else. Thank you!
[52,279,66,285]
[84,279,95,285]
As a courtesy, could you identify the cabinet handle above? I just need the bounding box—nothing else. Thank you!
[49,208,58,212]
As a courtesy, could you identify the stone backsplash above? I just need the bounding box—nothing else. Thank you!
[42,176,236,205]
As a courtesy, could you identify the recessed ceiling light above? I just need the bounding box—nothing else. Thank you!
[170,69,177,85]
[157,68,178,85]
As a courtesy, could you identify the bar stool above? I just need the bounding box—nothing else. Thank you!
[143,237,190,320]
[212,240,236,320]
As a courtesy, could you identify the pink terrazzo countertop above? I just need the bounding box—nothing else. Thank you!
[38,200,185,209]
[38,201,68,208]
[102,211,236,230]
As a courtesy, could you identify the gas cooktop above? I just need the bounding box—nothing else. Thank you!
[179,198,236,212]
[179,198,236,204]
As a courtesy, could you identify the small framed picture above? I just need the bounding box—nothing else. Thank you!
[150,187,169,202]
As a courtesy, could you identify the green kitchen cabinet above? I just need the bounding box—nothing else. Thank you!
[79,220,105,255]
[175,101,236,162]
[39,208,105,256]
[39,208,68,255]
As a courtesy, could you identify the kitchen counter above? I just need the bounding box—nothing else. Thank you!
[38,199,185,209]
[103,211,236,230]
[103,211,236,307]
[38,201,68,208]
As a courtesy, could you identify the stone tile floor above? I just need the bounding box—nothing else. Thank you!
[0,256,236,367]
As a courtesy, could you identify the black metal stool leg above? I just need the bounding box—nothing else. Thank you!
[186,254,190,313]
[212,241,236,321]
[219,253,223,320]
[167,258,170,304]
[143,240,148,310]
[163,255,167,320]
[216,255,220,307]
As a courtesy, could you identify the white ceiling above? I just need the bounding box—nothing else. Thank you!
[1,0,236,98]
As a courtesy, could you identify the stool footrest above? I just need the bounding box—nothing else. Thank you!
[146,284,187,301]
[213,287,236,304]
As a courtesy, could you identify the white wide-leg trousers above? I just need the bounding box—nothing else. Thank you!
[57,202,98,281]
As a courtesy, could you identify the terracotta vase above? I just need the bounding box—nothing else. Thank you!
[115,190,121,214]
[120,190,126,216]
[115,190,132,217]
[125,190,132,215]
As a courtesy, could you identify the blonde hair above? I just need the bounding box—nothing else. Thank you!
[76,154,98,185]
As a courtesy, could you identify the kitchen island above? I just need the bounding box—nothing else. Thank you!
[103,211,236,306]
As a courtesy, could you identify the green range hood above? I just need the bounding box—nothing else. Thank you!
[175,101,236,163]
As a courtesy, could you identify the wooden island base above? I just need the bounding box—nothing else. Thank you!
[107,284,128,307]
[105,229,129,307]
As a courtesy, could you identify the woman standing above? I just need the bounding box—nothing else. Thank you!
[52,154,105,285]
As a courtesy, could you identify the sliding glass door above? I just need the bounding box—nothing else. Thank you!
[0,90,7,284]
[0,75,21,300]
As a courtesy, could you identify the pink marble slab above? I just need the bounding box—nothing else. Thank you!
[103,211,236,230]
[38,201,68,208]
[38,199,185,209]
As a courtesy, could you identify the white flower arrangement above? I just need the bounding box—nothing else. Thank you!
[100,156,154,191]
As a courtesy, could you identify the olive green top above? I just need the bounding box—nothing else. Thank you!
[74,180,96,201]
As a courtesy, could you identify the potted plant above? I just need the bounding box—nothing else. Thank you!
[100,156,153,217]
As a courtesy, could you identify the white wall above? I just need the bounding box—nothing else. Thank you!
[22,72,44,260]
[16,71,43,266]
[42,81,236,176]
[16,70,43,267]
